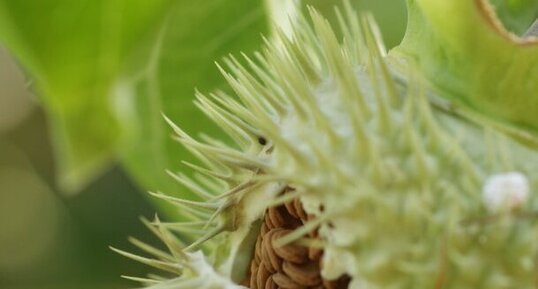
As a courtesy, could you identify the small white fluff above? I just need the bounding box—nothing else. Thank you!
[482,172,530,212]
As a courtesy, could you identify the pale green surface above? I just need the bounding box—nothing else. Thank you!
[395,0,538,146]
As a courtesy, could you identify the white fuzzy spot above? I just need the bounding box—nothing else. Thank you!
[482,172,530,212]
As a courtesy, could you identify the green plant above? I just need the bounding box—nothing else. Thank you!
[110,1,538,288]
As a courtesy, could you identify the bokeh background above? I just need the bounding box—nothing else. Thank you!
[0,1,409,288]
[0,47,155,289]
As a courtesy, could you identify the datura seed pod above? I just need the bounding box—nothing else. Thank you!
[113,1,538,288]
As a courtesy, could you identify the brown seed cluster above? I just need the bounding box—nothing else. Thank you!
[245,192,350,289]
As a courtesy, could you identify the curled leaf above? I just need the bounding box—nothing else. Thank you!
[394,0,538,145]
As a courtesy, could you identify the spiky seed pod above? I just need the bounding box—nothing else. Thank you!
[115,2,538,289]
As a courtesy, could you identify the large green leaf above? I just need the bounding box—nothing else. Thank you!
[394,0,538,146]
[0,0,172,192]
[0,0,268,197]
[118,0,268,206]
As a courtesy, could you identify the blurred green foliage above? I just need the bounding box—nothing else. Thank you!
[0,103,156,288]
[0,0,408,220]
[0,0,173,192]
[120,0,269,212]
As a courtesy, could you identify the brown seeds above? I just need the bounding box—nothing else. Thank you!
[245,188,349,289]
[272,229,308,264]
[265,276,278,289]
[285,200,300,219]
[257,262,271,289]
[272,273,306,289]
[261,221,270,235]
[250,264,258,289]
[308,246,323,261]
[282,261,321,286]
[293,198,308,220]
[268,206,286,228]
[261,230,282,273]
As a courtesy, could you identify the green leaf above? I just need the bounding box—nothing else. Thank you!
[0,0,268,198]
[0,0,173,192]
[393,0,538,146]
[118,0,268,209]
